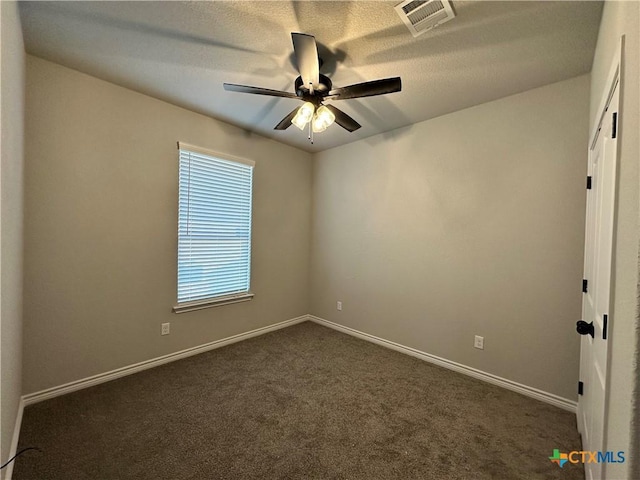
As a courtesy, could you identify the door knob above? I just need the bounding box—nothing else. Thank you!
[576,320,594,338]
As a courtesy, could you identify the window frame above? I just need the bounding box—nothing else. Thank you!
[173,142,255,314]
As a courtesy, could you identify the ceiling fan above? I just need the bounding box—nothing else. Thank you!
[223,33,402,141]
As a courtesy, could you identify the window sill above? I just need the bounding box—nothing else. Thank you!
[173,292,254,314]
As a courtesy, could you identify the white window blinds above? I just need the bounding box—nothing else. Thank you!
[177,143,254,305]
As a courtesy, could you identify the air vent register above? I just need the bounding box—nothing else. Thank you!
[394,0,456,37]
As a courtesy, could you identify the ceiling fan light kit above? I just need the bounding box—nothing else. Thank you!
[312,106,335,133]
[223,32,402,143]
[291,102,315,130]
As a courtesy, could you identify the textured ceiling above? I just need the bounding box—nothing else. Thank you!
[19,1,603,153]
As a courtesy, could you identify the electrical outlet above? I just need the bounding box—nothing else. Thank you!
[337,301,342,311]
[474,335,484,350]
[161,323,170,336]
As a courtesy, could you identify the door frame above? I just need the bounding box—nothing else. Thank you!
[589,39,622,152]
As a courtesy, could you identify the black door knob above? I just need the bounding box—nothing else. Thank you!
[576,320,595,338]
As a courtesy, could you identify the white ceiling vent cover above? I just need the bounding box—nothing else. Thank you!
[395,0,456,37]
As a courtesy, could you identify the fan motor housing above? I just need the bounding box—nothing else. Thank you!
[295,74,332,98]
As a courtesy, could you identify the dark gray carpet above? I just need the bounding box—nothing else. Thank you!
[13,321,584,479]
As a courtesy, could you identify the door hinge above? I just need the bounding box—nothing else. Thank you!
[612,112,617,139]
[603,314,608,340]
[582,279,588,293]
[578,381,584,395]
[586,176,592,190]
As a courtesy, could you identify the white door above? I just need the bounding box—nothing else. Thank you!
[577,75,619,480]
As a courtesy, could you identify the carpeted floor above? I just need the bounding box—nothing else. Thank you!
[13,321,584,479]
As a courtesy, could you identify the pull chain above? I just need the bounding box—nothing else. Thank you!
[309,81,315,144]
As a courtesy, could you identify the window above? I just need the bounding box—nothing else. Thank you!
[173,143,254,313]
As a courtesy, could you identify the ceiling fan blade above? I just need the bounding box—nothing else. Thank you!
[325,104,361,132]
[328,77,402,100]
[223,83,298,99]
[274,107,300,130]
[291,33,320,90]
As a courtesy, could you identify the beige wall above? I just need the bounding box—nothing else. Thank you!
[310,75,590,401]
[589,1,640,477]
[0,0,25,474]
[23,56,312,394]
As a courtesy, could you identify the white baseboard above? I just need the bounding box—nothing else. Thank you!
[22,315,308,406]
[308,315,577,413]
[4,398,25,480]
[18,313,575,445]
